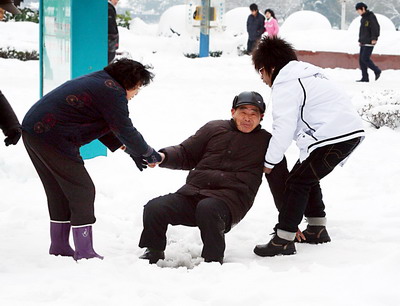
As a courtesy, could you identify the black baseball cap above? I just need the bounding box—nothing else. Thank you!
[232,91,266,113]
[0,0,21,15]
[355,2,367,10]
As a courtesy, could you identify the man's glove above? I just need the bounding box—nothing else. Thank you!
[143,149,162,164]
[130,155,147,172]
[4,127,21,146]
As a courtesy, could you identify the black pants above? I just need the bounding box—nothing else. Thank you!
[247,39,257,53]
[108,51,116,64]
[277,138,361,233]
[139,193,232,262]
[359,45,380,81]
[22,132,96,226]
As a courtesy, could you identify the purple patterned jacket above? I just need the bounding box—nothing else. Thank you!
[22,70,151,162]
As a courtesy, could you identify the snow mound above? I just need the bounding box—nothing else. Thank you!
[281,10,331,32]
[157,5,194,37]
[348,14,396,32]
[0,21,38,52]
[129,18,158,36]
[225,7,249,37]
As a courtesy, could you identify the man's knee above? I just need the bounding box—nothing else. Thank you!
[143,196,170,220]
[196,200,217,220]
[196,199,228,230]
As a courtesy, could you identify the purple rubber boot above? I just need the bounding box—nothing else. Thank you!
[72,226,103,261]
[49,222,75,257]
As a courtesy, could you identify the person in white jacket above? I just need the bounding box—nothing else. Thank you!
[251,36,365,257]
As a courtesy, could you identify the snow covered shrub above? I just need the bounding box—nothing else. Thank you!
[117,11,132,29]
[184,51,223,58]
[3,8,39,23]
[0,47,39,61]
[358,90,400,129]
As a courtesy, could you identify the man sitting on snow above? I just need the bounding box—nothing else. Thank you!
[138,91,288,264]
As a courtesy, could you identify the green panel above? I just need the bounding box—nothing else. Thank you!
[40,0,108,160]
[70,0,108,159]
[41,0,71,96]
[71,0,108,78]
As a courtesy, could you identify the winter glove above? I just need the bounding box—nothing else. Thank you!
[130,155,147,172]
[143,149,162,164]
[4,127,21,146]
[123,146,151,172]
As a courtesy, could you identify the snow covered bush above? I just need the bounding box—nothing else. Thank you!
[117,11,132,29]
[0,47,38,61]
[358,90,400,129]
[3,8,39,23]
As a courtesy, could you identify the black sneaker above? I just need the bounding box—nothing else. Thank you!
[254,235,296,257]
[299,225,331,244]
[356,79,369,82]
[375,70,381,81]
[139,248,165,264]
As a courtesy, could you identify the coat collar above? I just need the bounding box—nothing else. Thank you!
[229,119,261,133]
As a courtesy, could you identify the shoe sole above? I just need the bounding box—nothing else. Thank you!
[297,238,331,244]
[254,247,296,257]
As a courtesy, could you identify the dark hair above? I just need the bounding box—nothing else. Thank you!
[104,58,154,90]
[252,36,298,85]
[249,3,258,11]
[355,2,367,10]
[264,9,276,19]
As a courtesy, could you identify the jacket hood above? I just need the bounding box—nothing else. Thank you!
[273,61,322,87]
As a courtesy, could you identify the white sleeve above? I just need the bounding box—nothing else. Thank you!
[265,81,303,168]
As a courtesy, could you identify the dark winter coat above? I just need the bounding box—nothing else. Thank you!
[0,90,21,137]
[159,119,271,225]
[108,2,119,53]
[358,10,380,44]
[247,13,265,41]
[22,70,151,163]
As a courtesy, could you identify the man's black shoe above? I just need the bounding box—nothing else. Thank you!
[356,79,369,82]
[254,235,296,257]
[204,257,223,264]
[375,71,381,81]
[139,248,165,264]
[299,225,331,244]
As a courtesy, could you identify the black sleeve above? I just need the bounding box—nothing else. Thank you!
[0,90,20,135]
[160,122,214,170]
[370,14,380,41]
[98,132,122,152]
[258,15,265,35]
[265,156,289,212]
[108,4,118,35]
[96,89,152,158]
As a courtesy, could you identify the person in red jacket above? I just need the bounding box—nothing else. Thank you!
[138,91,289,264]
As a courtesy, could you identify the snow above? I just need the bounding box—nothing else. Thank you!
[348,13,397,32]
[1,15,400,306]
[280,10,332,31]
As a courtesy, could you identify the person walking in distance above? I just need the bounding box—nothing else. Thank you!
[246,3,265,54]
[355,2,381,82]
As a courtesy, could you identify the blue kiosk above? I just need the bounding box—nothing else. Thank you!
[39,0,108,159]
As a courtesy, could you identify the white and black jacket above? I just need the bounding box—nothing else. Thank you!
[265,61,365,168]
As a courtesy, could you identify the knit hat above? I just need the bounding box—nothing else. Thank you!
[355,2,368,10]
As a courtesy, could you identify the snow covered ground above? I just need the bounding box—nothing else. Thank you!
[1,18,400,306]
